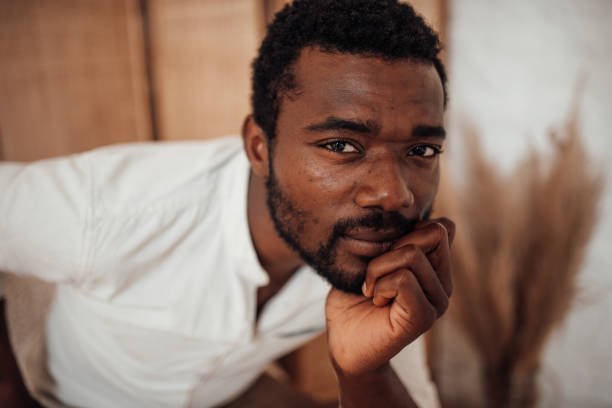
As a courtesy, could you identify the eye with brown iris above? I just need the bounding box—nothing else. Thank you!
[409,145,442,158]
[324,140,359,153]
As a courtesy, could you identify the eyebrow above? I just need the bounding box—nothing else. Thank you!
[412,125,446,140]
[305,116,446,140]
[305,117,380,134]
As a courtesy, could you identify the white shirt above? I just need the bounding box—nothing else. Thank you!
[0,137,439,407]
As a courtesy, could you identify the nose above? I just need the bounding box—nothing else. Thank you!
[353,158,414,212]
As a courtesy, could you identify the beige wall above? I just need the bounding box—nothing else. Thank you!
[0,0,151,161]
[149,0,261,141]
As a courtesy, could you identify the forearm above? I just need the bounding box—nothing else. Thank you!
[336,363,416,408]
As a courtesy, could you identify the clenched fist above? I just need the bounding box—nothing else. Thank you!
[325,218,455,376]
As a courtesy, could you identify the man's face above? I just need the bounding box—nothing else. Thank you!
[266,47,445,294]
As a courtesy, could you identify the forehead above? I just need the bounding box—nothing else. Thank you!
[282,47,444,128]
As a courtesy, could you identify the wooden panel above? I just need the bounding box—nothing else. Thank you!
[149,0,260,141]
[0,0,151,161]
[262,1,444,32]
[0,129,4,160]
[407,0,447,63]
[408,0,446,34]
[262,0,289,25]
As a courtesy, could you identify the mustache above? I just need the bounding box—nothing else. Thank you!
[332,211,420,237]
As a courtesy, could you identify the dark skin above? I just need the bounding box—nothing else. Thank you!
[243,47,454,407]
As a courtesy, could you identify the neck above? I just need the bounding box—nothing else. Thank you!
[247,171,304,310]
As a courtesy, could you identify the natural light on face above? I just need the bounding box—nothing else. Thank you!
[263,49,445,294]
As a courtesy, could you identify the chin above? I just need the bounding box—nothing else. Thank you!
[315,256,367,295]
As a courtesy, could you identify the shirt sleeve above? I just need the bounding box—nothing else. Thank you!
[0,154,92,283]
[390,337,441,408]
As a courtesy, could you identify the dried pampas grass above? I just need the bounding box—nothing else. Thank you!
[435,111,604,407]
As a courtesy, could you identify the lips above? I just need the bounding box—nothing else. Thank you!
[341,229,402,258]
[345,229,404,242]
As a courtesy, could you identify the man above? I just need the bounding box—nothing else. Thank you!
[0,0,453,406]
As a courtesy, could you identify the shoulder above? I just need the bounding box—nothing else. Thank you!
[86,136,243,167]
[77,136,252,291]
[84,136,246,214]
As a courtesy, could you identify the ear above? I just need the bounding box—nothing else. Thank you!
[241,115,269,178]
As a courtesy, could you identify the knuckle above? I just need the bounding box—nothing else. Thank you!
[397,268,416,289]
[431,222,448,241]
[372,295,383,306]
[400,243,418,252]
[365,261,378,278]
[425,304,438,326]
[437,217,455,230]
[399,244,420,262]
[366,259,386,281]
[438,296,449,316]
[437,217,456,241]
[412,303,436,331]
[447,279,454,297]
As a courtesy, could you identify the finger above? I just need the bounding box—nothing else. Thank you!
[371,269,407,307]
[394,219,452,252]
[420,223,452,298]
[398,222,453,297]
[414,217,455,245]
[372,270,438,332]
[364,244,422,298]
[367,250,449,316]
[363,221,453,298]
[430,217,455,245]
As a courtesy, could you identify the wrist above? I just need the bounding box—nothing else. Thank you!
[334,361,392,383]
[333,362,416,408]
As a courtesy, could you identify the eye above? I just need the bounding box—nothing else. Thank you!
[408,145,442,158]
[322,140,359,154]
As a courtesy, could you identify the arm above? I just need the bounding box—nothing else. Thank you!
[335,363,416,408]
[326,219,454,407]
[0,156,92,282]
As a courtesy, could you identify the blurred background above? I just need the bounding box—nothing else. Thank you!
[0,1,610,407]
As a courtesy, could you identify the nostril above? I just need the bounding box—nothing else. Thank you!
[352,158,415,211]
[353,180,414,212]
[381,185,414,212]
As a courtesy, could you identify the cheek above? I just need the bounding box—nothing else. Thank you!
[410,164,440,208]
[276,154,353,207]
[304,164,351,195]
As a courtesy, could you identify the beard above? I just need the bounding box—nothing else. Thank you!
[265,161,430,294]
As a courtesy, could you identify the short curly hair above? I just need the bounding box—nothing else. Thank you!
[251,0,447,141]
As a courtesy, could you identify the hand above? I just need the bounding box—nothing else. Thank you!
[325,218,455,376]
